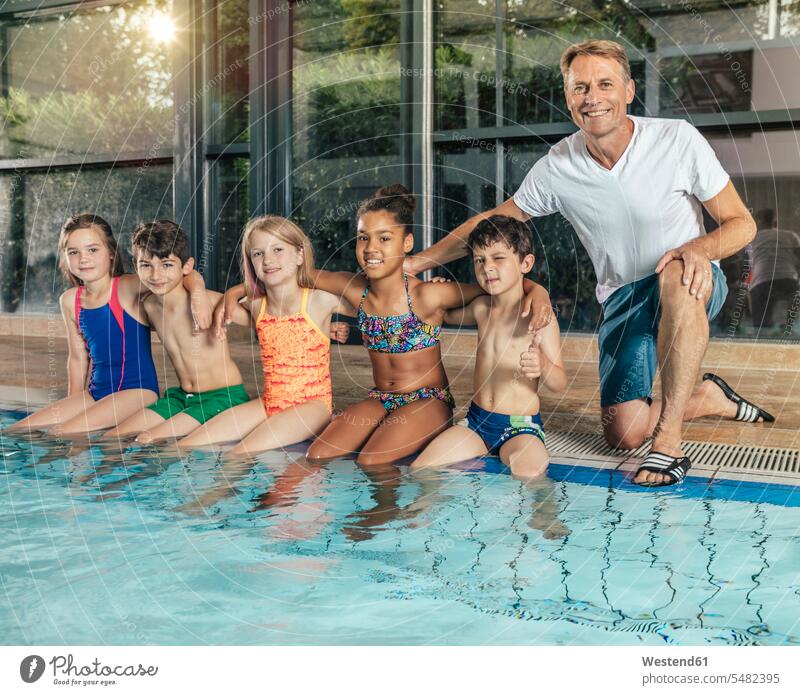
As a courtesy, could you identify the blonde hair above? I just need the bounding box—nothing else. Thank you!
[560,39,631,85]
[240,216,315,296]
[58,213,125,286]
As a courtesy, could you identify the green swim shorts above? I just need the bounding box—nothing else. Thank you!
[146,384,250,424]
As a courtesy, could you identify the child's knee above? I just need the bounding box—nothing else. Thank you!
[100,428,120,441]
[356,449,394,466]
[135,430,155,445]
[409,457,435,472]
[228,443,247,457]
[306,440,338,462]
[506,448,549,479]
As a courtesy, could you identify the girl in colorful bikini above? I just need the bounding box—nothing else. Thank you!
[304,185,549,465]
[8,213,210,436]
[178,215,353,456]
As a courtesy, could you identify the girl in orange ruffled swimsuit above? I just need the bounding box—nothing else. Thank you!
[179,216,353,456]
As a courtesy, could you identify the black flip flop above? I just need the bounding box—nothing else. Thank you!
[702,373,775,423]
[634,451,692,487]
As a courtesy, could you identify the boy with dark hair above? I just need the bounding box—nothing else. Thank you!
[411,215,567,479]
[104,220,250,443]
[131,218,192,264]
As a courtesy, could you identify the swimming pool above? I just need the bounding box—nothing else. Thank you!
[2,407,799,646]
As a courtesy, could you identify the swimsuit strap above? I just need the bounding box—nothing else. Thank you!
[258,295,268,322]
[403,273,414,312]
[74,285,83,325]
[357,284,370,314]
[358,276,412,315]
[108,276,124,333]
[299,287,328,342]
[74,277,124,333]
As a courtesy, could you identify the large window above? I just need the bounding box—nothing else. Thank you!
[0,0,175,314]
[1,0,798,343]
[291,0,404,272]
[205,155,249,290]
[206,0,249,145]
[0,164,173,313]
[433,0,800,339]
[202,0,249,291]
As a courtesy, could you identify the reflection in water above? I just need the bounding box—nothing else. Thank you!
[342,462,404,542]
[1,411,799,645]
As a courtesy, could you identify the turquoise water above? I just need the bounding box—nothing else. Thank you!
[2,407,800,646]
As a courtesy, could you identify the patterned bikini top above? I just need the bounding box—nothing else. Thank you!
[357,274,441,353]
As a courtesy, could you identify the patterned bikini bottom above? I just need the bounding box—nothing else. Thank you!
[367,385,455,413]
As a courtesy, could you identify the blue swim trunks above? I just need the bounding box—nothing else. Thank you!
[598,265,728,407]
[457,401,546,455]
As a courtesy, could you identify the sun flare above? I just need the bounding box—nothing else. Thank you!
[147,11,176,44]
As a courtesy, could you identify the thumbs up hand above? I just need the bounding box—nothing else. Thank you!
[519,333,543,380]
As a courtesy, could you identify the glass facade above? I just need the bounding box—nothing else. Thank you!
[0,163,173,313]
[434,0,496,130]
[433,0,800,339]
[0,0,797,341]
[206,0,249,144]
[0,0,174,158]
[291,0,404,271]
[206,155,249,290]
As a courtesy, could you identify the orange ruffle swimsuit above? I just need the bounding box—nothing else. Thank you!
[256,288,333,416]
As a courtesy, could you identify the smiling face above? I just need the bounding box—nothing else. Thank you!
[472,240,534,296]
[64,227,114,284]
[247,229,304,288]
[135,251,193,295]
[355,210,413,279]
[564,54,634,140]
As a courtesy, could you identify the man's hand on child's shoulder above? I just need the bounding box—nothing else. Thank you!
[520,282,555,334]
[519,333,543,380]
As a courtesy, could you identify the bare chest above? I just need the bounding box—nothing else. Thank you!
[477,314,531,369]
[149,308,211,359]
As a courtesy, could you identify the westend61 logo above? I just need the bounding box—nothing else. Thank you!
[19,654,158,686]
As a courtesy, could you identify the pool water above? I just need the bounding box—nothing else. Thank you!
[2,408,799,646]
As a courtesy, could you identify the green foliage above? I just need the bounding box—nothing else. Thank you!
[0,0,173,158]
[341,0,401,48]
[292,33,403,271]
[211,0,250,143]
[0,87,171,157]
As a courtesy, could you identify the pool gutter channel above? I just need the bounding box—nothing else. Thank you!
[546,431,800,485]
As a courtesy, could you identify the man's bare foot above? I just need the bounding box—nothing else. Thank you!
[633,449,691,487]
[702,373,775,423]
[695,378,738,419]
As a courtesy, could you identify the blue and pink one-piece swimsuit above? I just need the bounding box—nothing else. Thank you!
[74,276,159,401]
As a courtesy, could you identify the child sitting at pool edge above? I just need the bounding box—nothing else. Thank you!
[104,220,250,443]
[411,215,567,479]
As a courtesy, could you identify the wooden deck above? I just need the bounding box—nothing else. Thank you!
[2,330,798,451]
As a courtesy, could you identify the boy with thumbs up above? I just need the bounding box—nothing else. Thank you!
[412,215,566,479]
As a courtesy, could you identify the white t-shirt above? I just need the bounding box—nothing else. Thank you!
[513,116,730,303]
[747,227,800,288]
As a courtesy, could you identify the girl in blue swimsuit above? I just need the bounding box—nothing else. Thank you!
[9,213,208,436]
[303,185,499,465]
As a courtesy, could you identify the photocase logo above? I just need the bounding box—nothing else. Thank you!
[20,655,45,683]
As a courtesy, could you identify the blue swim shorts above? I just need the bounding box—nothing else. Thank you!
[598,265,728,407]
[457,401,546,455]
